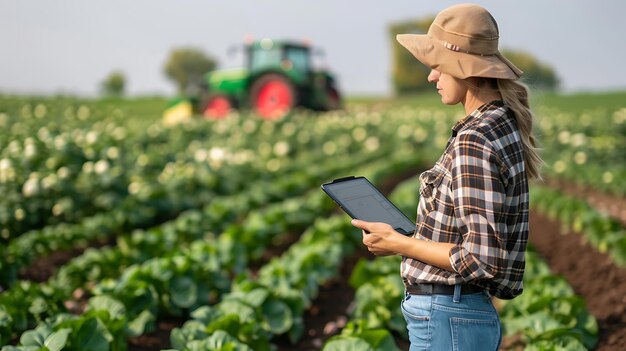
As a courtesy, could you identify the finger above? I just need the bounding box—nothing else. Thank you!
[371,250,394,256]
[351,219,366,229]
[363,236,376,250]
[362,232,372,247]
[351,219,373,232]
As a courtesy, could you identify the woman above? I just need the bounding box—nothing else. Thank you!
[351,4,543,350]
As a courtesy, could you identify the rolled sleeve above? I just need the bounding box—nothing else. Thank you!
[447,131,507,282]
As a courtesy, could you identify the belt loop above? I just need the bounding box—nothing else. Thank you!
[453,283,461,303]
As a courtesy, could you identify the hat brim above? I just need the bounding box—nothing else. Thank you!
[396,34,523,80]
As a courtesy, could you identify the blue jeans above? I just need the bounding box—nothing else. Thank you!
[401,285,501,351]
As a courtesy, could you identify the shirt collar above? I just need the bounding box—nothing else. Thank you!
[451,100,505,136]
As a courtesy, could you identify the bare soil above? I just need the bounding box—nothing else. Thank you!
[127,317,187,351]
[273,245,377,350]
[16,236,114,283]
[15,212,180,285]
[529,209,626,351]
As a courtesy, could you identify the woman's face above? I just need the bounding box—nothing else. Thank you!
[428,70,467,105]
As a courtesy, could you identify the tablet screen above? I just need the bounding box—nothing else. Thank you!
[321,176,415,235]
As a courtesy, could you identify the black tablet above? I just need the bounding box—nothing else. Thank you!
[321,176,415,235]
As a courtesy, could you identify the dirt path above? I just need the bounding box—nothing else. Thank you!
[542,178,626,227]
[15,212,180,285]
[17,237,114,283]
[529,209,626,350]
[273,244,373,350]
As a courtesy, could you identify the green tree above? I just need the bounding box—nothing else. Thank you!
[389,17,434,95]
[164,47,217,93]
[501,49,560,91]
[100,70,126,97]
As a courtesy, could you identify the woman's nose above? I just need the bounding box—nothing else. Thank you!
[427,69,440,83]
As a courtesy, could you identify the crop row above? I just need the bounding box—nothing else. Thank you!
[0,144,412,341]
[535,104,626,195]
[1,98,178,239]
[166,215,358,351]
[1,99,430,345]
[1,98,438,286]
[531,186,626,266]
[0,137,380,289]
[0,182,328,348]
[1,99,422,241]
[159,166,422,351]
[1,142,423,348]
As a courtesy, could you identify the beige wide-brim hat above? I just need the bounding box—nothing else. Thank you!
[397,3,523,80]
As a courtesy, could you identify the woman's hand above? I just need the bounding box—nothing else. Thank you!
[352,219,456,271]
[351,219,400,256]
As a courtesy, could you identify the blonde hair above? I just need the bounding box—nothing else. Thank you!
[496,79,543,180]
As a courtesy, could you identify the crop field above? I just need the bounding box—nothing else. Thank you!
[0,91,625,350]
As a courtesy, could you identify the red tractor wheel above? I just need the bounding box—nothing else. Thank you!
[202,94,232,119]
[250,74,297,120]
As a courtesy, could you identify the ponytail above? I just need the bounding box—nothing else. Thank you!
[497,79,543,180]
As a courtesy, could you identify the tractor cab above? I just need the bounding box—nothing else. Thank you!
[200,38,341,119]
[248,39,312,84]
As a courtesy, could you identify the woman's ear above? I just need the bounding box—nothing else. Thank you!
[485,78,499,90]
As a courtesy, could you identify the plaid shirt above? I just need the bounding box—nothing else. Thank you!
[402,100,529,299]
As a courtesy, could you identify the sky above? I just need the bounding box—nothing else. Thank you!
[2,0,626,97]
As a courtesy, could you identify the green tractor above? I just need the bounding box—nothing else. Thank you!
[168,38,342,121]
